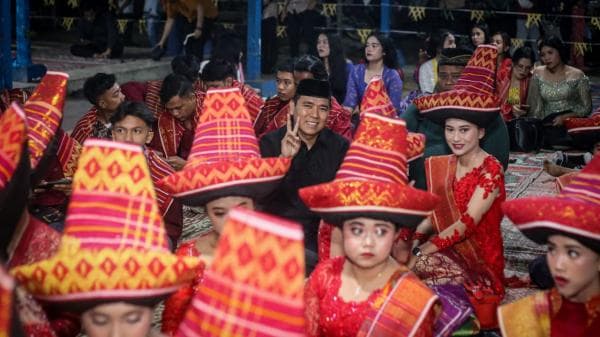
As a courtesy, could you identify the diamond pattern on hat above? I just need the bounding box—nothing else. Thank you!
[10,139,201,306]
[360,76,396,118]
[176,208,305,337]
[64,140,169,252]
[159,88,291,206]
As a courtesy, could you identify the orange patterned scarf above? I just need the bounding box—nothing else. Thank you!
[357,270,438,337]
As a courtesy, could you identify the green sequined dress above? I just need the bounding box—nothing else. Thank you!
[527,73,592,119]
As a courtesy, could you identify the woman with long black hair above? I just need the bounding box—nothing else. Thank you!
[317,33,352,104]
[343,33,403,114]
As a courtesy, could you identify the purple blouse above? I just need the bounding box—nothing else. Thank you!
[343,63,403,114]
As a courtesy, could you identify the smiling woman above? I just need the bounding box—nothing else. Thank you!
[413,44,506,329]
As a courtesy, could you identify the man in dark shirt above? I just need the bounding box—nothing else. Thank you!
[260,79,349,273]
[70,2,124,59]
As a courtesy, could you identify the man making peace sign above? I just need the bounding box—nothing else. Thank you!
[260,79,349,274]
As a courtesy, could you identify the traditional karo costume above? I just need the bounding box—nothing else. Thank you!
[158,87,291,335]
[413,45,507,329]
[299,112,441,337]
[11,139,201,312]
[499,154,600,337]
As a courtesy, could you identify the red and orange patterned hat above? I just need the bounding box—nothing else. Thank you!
[360,76,396,117]
[23,71,68,170]
[359,76,426,162]
[11,140,201,309]
[502,153,600,252]
[176,207,305,337]
[564,113,600,149]
[55,129,82,178]
[159,87,291,206]
[0,103,27,192]
[299,112,439,227]
[414,44,501,127]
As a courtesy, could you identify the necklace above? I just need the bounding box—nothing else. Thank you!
[350,257,390,299]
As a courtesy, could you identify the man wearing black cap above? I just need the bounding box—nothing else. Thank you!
[402,48,510,190]
[260,78,349,274]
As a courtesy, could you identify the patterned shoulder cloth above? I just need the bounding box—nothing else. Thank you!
[500,153,600,337]
[299,112,441,336]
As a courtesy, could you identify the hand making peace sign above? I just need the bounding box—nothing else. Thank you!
[280,101,302,158]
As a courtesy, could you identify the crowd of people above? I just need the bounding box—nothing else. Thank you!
[0,1,599,337]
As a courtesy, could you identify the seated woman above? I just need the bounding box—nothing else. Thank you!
[10,140,201,337]
[419,30,456,95]
[412,44,506,330]
[157,87,291,335]
[316,32,352,104]
[499,154,600,337]
[527,35,592,148]
[299,113,441,337]
[343,33,403,115]
[497,46,535,121]
[492,31,512,82]
[469,22,490,50]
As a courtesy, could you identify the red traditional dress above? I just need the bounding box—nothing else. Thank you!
[8,214,60,269]
[253,95,287,137]
[305,257,437,337]
[496,61,532,121]
[498,288,600,337]
[299,113,441,337]
[254,96,352,140]
[413,45,507,329]
[421,155,506,296]
[161,234,210,336]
